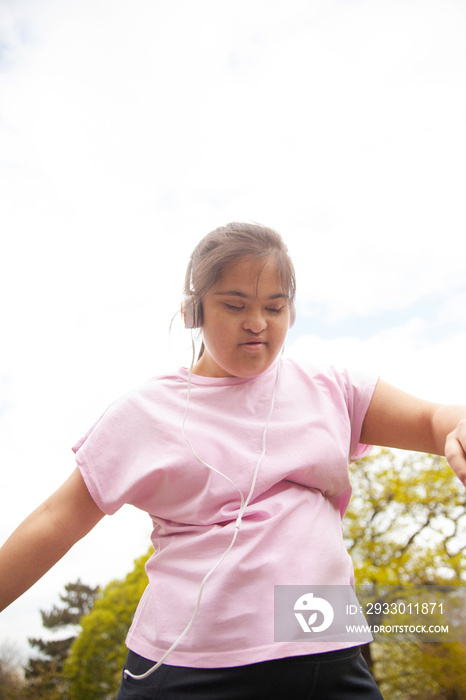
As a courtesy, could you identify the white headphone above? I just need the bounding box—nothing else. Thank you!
[182,296,203,329]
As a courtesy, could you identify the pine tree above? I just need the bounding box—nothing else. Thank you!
[63,552,151,700]
[24,580,99,699]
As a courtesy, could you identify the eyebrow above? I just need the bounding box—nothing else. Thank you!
[213,291,288,300]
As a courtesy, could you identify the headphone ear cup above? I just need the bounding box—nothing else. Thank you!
[183,298,201,329]
[289,303,296,328]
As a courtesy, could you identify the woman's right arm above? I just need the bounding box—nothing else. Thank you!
[0,467,105,612]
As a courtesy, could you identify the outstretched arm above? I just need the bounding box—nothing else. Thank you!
[0,467,105,612]
[361,379,466,485]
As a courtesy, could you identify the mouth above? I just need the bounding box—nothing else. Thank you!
[240,340,267,350]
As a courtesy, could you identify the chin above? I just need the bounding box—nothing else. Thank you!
[232,360,274,378]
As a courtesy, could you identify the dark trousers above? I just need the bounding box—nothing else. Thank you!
[116,646,384,699]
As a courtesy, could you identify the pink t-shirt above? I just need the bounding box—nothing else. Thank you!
[73,357,377,667]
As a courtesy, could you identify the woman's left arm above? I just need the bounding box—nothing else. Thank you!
[360,379,466,485]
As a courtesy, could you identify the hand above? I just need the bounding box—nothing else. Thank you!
[445,419,466,486]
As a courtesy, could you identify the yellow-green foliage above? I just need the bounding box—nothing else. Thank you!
[373,641,466,700]
[347,449,466,697]
[346,449,466,585]
[63,550,152,700]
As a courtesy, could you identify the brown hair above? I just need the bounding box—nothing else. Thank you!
[184,222,296,330]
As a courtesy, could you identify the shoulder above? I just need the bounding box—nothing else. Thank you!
[72,370,186,454]
[281,356,378,406]
[281,356,373,385]
[110,369,188,410]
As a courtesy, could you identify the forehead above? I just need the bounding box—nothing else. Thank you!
[213,256,286,294]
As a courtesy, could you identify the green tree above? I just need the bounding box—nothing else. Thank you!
[371,640,466,700]
[346,449,466,585]
[345,449,466,697]
[63,550,151,700]
[24,580,99,699]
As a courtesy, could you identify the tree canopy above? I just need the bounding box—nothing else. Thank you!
[24,580,99,699]
[346,449,466,586]
[63,551,151,700]
[345,449,466,698]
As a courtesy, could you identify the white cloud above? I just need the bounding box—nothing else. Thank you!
[287,321,466,405]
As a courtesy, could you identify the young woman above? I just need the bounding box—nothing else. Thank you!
[1,223,465,699]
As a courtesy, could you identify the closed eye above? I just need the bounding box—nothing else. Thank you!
[225,304,244,311]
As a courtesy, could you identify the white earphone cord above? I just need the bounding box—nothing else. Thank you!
[124,341,282,681]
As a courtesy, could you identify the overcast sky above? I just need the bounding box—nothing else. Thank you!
[1,0,465,661]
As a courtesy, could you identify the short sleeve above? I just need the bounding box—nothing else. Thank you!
[337,367,379,462]
[72,392,164,515]
[322,367,378,462]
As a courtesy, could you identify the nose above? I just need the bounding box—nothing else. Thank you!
[243,307,267,334]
